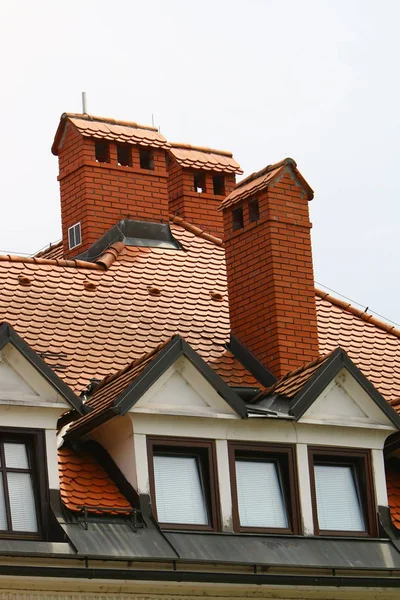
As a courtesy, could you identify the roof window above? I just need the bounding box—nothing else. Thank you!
[213,175,225,196]
[68,222,82,250]
[229,442,300,534]
[95,141,110,163]
[117,144,132,167]
[147,437,220,531]
[139,148,154,170]
[309,447,377,536]
[193,172,206,194]
[0,431,47,538]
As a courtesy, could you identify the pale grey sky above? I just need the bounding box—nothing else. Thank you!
[1,0,399,323]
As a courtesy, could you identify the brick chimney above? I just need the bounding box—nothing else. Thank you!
[52,114,170,258]
[167,144,242,239]
[221,158,319,378]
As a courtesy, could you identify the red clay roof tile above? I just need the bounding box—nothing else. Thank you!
[386,463,400,529]
[169,143,242,174]
[58,445,132,515]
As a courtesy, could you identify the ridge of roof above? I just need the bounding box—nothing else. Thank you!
[316,288,400,339]
[235,157,297,190]
[259,349,335,399]
[61,112,159,133]
[34,240,63,259]
[170,142,234,158]
[169,214,223,246]
[0,254,104,270]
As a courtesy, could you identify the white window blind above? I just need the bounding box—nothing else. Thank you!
[7,472,38,532]
[153,455,208,525]
[0,477,7,530]
[236,460,288,528]
[314,464,365,532]
[4,443,29,469]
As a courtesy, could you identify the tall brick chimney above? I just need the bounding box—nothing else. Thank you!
[52,114,170,258]
[221,158,319,379]
[167,144,242,239]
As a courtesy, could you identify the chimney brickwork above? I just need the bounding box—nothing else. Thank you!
[56,122,169,257]
[223,164,319,378]
[167,160,236,239]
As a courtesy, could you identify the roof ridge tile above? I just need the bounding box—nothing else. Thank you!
[169,215,223,247]
[0,254,104,270]
[170,142,233,158]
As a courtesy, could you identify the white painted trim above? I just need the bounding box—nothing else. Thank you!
[372,448,389,507]
[45,429,60,490]
[134,432,149,495]
[296,443,314,535]
[215,439,233,531]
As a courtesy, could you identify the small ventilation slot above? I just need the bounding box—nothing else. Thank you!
[117,144,132,167]
[139,148,154,170]
[68,222,82,250]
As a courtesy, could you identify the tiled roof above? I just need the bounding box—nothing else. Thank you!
[316,289,400,405]
[34,240,64,260]
[0,219,258,393]
[220,158,313,209]
[259,351,334,400]
[52,113,170,155]
[68,339,172,434]
[169,143,243,174]
[58,445,132,514]
[385,462,400,529]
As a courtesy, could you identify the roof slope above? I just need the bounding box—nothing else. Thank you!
[0,221,257,393]
[58,445,132,514]
[316,290,400,405]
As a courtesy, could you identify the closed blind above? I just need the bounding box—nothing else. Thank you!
[7,472,38,532]
[4,443,29,469]
[314,464,365,531]
[236,460,288,528]
[153,455,208,525]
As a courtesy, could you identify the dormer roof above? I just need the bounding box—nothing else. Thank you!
[169,143,243,174]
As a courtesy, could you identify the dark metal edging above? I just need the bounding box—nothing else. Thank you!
[0,565,399,587]
[0,323,83,414]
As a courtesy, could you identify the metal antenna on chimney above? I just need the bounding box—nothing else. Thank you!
[152,113,155,127]
[81,92,88,114]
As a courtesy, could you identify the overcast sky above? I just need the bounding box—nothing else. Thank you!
[1,0,399,324]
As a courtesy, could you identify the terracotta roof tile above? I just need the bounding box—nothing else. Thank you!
[52,113,170,155]
[316,289,400,405]
[34,240,64,260]
[169,143,242,174]
[0,221,258,393]
[386,463,400,529]
[220,158,313,209]
[58,445,132,514]
[258,351,334,400]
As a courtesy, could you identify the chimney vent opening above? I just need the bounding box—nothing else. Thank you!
[95,141,110,163]
[117,144,132,167]
[193,172,206,194]
[213,174,225,196]
[139,148,154,170]
[68,222,82,250]
[232,207,244,231]
[248,198,260,223]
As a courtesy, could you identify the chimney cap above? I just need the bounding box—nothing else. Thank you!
[219,157,314,210]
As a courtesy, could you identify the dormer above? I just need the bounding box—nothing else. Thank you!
[0,323,82,540]
[167,143,242,239]
[52,113,171,258]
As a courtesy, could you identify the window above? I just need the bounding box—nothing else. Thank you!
[228,442,300,534]
[308,447,377,536]
[248,198,260,222]
[68,222,82,250]
[213,175,225,195]
[193,172,206,193]
[117,144,132,167]
[95,140,110,163]
[139,148,154,170]
[0,430,46,538]
[147,437,220,531]
[232,206,244,230]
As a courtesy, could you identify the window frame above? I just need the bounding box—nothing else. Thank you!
[68,222,82,250]
[228,441,301,535]
[0,428,48,540]
[147,436,220,532]
[308,446,377,537]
